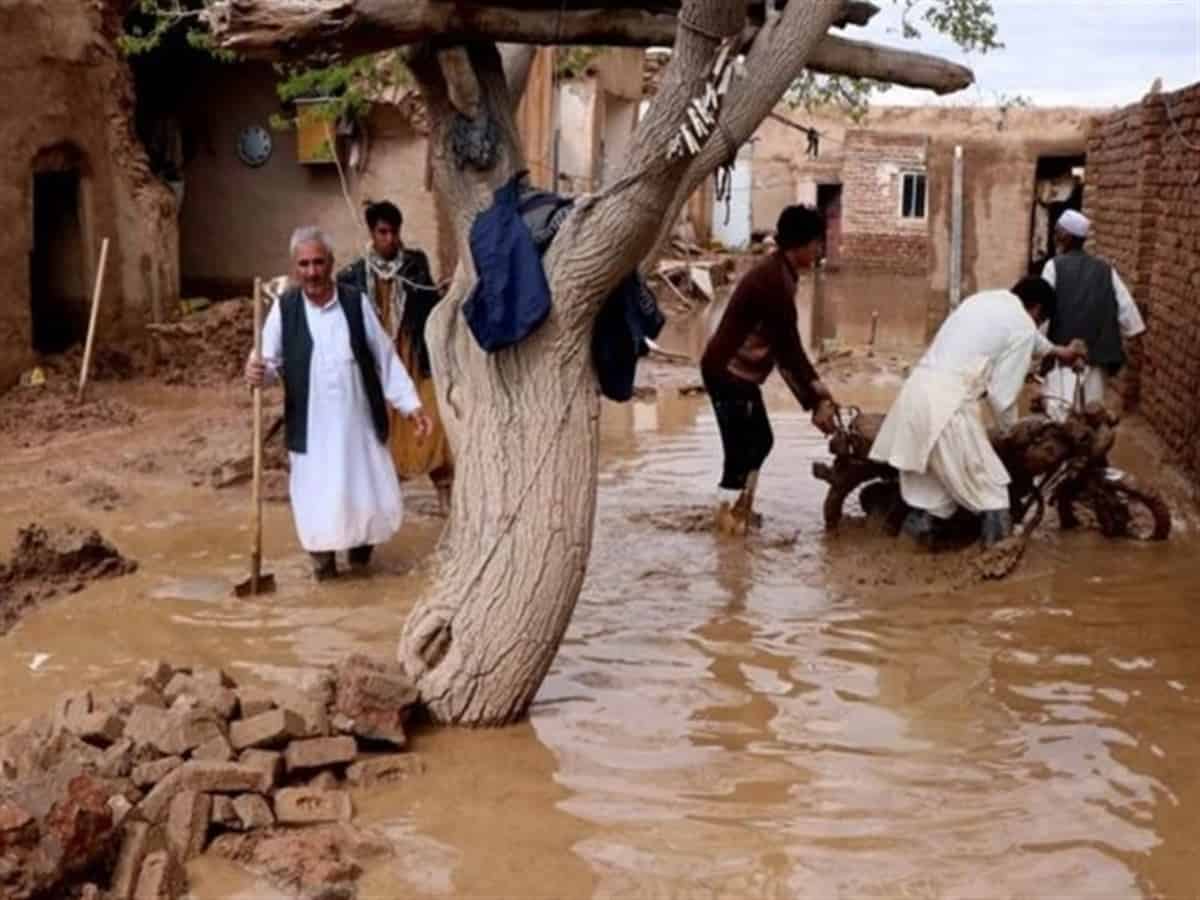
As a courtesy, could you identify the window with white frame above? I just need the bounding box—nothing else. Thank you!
[900,171,927,220]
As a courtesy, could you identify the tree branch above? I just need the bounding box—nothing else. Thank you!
[212,0,875,54]
[212,2,967,96]
[809,34,972,94]
[642,0,871,266]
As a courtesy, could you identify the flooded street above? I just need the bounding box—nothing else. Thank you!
[1,291,1199,898]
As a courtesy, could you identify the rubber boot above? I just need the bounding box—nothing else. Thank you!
[310,551,337,581]
[901,509,936,548]
[347,544,374,571]
[980,509,1013,547]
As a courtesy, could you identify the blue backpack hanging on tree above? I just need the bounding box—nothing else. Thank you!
[463,172,554,352]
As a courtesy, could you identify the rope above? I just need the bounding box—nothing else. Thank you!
[364,246,440,293]
[325,119,362,230]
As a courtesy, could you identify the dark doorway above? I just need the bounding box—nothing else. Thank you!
[817,183,843,266]
[30,169,87,353]
[1030,154,1085,273]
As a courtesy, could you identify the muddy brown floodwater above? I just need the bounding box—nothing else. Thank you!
[1,306,1199,898]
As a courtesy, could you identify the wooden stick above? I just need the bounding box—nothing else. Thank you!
[76,237,110,404]
[250,277,265,595]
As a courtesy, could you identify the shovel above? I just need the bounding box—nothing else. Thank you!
[235,277,277,598]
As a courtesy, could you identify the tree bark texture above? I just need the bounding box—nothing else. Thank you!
[395,42,595,726]
[395,2,764,725]
[210,0,969,95]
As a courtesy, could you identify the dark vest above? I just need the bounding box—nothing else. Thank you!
[279,284,390,453]
[1048,250,1124,370]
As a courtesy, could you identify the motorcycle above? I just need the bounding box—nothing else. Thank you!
[812,400,1171,549]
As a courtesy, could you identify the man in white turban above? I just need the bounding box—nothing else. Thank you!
[1040,209,1145,421]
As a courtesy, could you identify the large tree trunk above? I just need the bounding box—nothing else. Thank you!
[397,0,774,725]
[396,46,604,725]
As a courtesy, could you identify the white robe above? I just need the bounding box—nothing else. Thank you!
[1040,258,1145,422]
[870,290,1048,518]
[259,292,422,552]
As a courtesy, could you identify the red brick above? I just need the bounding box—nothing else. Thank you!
[284,736,357,772]
[273,787,353,825]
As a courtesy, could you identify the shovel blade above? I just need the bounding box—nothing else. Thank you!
[233,573,276,598]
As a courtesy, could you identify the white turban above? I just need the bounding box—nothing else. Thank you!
[1056,209,1090,238]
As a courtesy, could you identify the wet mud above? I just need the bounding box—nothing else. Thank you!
[147,298,261,388]
[0,524,137,636]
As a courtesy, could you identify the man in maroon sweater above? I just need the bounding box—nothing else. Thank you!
[701,205,838,534]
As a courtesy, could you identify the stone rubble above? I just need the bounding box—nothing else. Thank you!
[0,655,423,899]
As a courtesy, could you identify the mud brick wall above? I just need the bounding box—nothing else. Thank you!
[1086,83,1200,480]
[839,131,932,275]
[0,0,178,389]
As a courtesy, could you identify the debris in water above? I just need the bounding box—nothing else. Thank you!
[0,524,138,635]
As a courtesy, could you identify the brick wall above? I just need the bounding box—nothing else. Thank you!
[839,130,931,275]
[1086,83,1200,480]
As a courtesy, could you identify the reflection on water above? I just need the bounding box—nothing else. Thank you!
[809,269,937,353]
[1,292,1198,899]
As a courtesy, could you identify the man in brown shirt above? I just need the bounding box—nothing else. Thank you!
[701,205,838,534]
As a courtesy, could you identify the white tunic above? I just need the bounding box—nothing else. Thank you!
[1040,259,1145,421]
[870,290,1048,518]
[259,292,422,552]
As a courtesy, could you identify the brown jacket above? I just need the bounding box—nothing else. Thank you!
[701,252,820,409]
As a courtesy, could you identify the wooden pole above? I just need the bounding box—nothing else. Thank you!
[250,277,265,595]
[76,237,110,404]
[949,144,964,310]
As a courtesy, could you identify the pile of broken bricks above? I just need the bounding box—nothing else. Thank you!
[2,653,424,900]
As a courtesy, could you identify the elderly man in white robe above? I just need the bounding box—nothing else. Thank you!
[1039,209,1146,422]
[870,278,1085,547]
[246,226,431,580]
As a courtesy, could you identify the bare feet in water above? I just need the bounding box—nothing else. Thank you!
[714,502,762,536]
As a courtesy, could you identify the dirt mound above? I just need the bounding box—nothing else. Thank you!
[38,346,143,383]
[0,380,140,449]
[148,299,256,387]
[0,525,137,635]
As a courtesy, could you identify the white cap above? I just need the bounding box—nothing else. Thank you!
[1055,209,1090,239]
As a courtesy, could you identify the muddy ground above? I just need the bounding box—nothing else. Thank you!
[0,293,1191,635]
[0,524,136,636]
[2,291,1199,898]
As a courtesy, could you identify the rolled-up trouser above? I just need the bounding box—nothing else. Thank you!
[703,372,774,491]
[899,405,1011,520]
